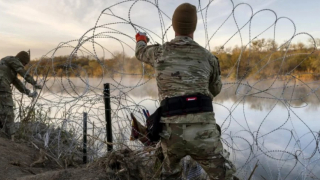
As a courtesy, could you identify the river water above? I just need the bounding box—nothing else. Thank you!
[14,77,320,179]
[126,77,320,179]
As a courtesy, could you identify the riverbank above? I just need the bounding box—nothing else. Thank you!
[0,135,159,180]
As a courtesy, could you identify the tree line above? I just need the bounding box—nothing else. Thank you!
[26,53,155,78]
[26,38,320,80]
[214,38,320,80]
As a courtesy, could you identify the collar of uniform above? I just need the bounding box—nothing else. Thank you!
[172,36,193,41]
[170,36,199,46]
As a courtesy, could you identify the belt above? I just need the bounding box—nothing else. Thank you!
[160,94,213,117]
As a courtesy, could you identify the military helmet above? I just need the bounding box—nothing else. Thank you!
[16,51,30,65]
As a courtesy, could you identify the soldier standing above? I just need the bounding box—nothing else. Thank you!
[0,51,42,140]
[135,3,237,180]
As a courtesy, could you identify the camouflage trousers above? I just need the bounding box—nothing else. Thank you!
[0,104,15,137]
[160,123,236,180]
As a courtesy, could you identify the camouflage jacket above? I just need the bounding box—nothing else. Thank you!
[135,36,222,123]
[0,56,36,106]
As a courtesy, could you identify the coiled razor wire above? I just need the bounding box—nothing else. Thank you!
[10,0,320,179]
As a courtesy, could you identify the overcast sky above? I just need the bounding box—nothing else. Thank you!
[0,0,319,59]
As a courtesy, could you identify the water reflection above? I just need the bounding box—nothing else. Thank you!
[120,78,320,179]
[36,77,320,107]
[16,77,320,179]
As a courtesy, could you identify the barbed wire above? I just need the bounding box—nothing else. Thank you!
[11,0,320,179]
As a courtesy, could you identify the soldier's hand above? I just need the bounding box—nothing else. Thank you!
[34,84,42,89]
[28,91,38,98]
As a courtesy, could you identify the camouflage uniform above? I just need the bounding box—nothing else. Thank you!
[135,36,236,179]
[0,56,36,137]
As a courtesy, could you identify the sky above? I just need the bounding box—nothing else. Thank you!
[0,0,319,59]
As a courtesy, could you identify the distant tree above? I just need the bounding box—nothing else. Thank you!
[297,42,305,50]
[307,38,320,49]
[266,39,278,51]
[251,38,266,51]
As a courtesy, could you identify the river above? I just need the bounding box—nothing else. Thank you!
[13,76,320,179]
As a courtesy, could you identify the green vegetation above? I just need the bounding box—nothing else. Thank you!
[27,53,154,78]
[27,39,320,80]
[214,38,320,80]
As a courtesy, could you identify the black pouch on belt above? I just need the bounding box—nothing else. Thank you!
[146,107,162,142]
[147,94,215,142]
[161,94,213,116]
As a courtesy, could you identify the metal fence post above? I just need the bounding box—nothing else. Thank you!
[104,83,113,151]
[83,112,88,164]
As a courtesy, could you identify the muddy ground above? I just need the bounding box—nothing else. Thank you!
[0,136,157,180]
[0,136,59,180]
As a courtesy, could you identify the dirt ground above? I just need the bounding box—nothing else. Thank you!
[0,136,103,180]
[0,137,51,179]
[0,136,157,180]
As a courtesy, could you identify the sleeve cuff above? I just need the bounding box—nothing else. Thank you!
[137,41,147,46]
